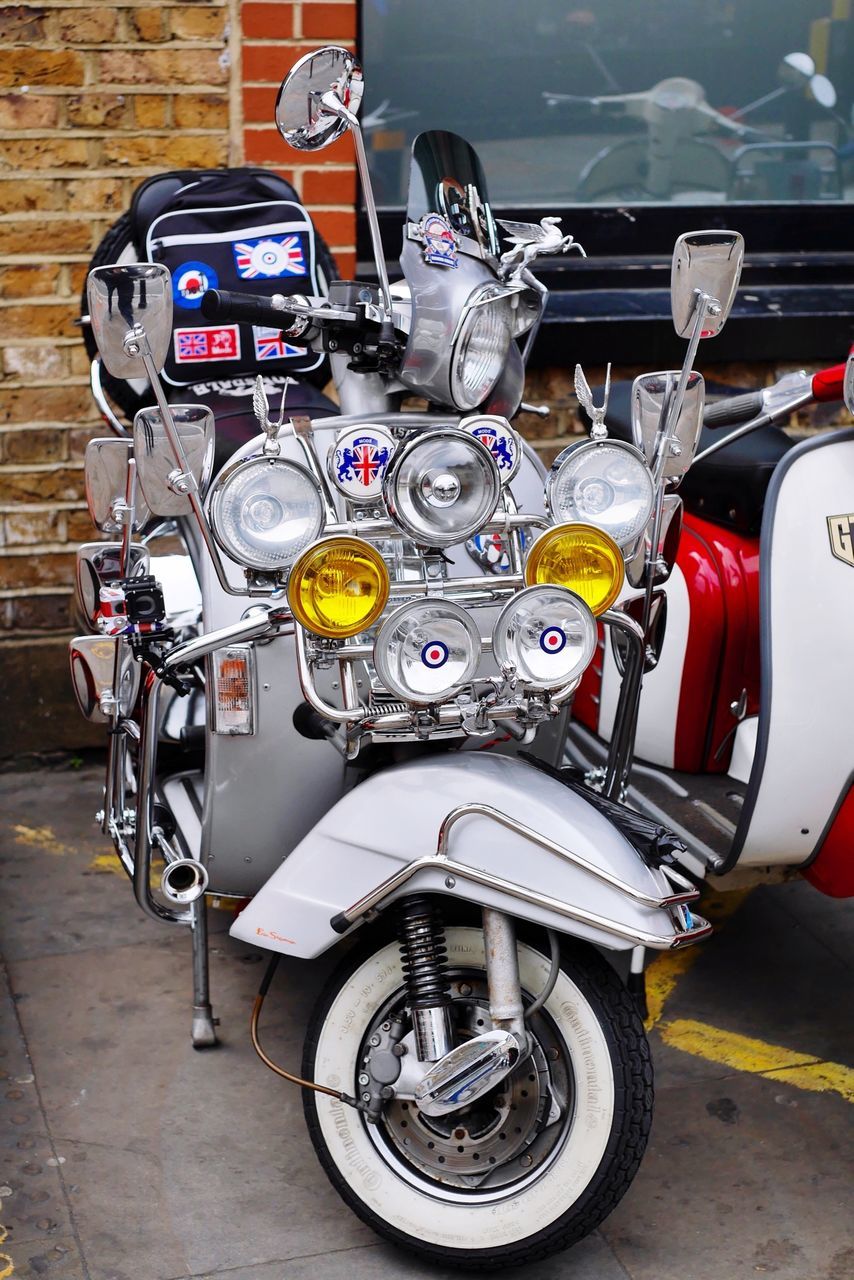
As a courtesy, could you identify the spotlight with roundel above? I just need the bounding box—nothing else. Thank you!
[493,585,597,689]
[372,598,481,703]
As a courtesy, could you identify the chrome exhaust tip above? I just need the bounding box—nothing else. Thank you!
[160,857,209,905]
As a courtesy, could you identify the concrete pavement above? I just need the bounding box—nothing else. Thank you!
[1,763,852,1280]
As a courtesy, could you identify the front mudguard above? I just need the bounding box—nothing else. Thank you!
[230,753,709,959]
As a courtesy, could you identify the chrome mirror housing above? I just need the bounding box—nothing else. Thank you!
[69,635,141,723]
[84,438,151,533]
[671,231,743,339]
[844,352,854,417]
[75,542,150,629]
[133,404,215,517]
[275,45,363,151]
[625,494,683,588]
[631,370,705,482]
[86,263,172,378]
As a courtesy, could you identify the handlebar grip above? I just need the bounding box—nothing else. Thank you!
[812,363,847,403]
[200,288,292,328]
[703,390,764,428]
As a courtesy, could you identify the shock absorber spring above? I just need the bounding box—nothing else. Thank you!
[397,896,454,1062]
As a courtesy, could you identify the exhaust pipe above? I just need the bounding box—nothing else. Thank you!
[160,857,209,905]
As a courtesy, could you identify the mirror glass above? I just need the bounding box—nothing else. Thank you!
[671,230,744,338]
[625,493,683,589]
[779,51,815,84]
[84,438,151,533]
[276,45,363,151]
[69,635,141,723]
[133,404,215,516]
[87,263,172,378]
[809,74,837,111]
[75,542,149,629]
[631,370,705,481]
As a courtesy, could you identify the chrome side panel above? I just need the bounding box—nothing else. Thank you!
[230,753,683,957]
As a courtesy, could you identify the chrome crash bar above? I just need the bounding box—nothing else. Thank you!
[330,802,711,951]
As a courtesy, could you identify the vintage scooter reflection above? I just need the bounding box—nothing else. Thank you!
[68,44,744,1270]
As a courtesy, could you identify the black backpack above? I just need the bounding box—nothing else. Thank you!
[82,167,338,418]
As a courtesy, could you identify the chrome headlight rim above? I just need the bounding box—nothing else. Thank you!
[382,426,501,548]
[373,597,482,704]
[545,437,655,552]
[492,584,598,690]
[449,284,515,412]
[208,453,324,572]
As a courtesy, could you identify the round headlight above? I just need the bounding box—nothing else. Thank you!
[450,288,515,411]
[525,523,624,617]
[209,457,323,571]
[383,429,500,547]
[373,599,481,703]
[546,439,654,549]
[288,536,389,639]
[493,586,597,689]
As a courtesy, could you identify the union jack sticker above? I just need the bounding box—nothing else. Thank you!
[252,326,307,362]
[174,326,240,363]
[233,234,307,280]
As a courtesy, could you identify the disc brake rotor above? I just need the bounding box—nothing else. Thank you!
[369,973,570,1190]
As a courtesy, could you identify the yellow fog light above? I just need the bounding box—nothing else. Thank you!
[524,523,624,617]
[288,536,390,639]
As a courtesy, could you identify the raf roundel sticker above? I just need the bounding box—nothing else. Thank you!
[421,640,449,669]
[539,626,567,654]
[330,424,396,501]
[173,261,218,310]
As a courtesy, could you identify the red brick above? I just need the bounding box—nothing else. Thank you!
[100,135,228,168]
[242,4,294,39]
[98,49,227,86]
[66,93,129,129]
[0,264,61,300]
[302,166,356,206]
[301,3,356,40]
[65,509,99,542]
[311,209,355,247]
[0,551,76,590]
[54,7,118,43]
[2,510,63,547]
[0,468,83,504]
[168,7,228,41]
[242,42,329,83]
[0,93,59,129]
[332,249,356,279]
[173,92,228,129]
[243,127,289,164]
[242,84,277,123]
[2,428,68,465]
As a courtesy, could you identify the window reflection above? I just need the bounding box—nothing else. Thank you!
[362,0,853,206]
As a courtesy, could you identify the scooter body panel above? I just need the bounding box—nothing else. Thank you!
[229,752,681,958]
[733,430,854,874]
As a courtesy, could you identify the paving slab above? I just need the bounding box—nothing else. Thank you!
[1,765,852,1280]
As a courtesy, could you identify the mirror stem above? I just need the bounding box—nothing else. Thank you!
[320,91,393,323]
[120,457,137,578]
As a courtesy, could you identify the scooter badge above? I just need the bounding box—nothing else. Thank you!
[827,513,854,568]
[461,415,520,477]
[330,424,396,501]
[412,213,459,268]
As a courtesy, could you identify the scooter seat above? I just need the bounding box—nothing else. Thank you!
[586,381,795,537]
[168,377,339,472]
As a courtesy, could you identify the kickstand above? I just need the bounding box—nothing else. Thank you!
[627,945,648,1022]
[190,896,219,1049]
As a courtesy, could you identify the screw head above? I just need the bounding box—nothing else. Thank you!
[369,1034,381,1047]
[445,876,456,889]
[519,1153,533,1167]
[458,982,472,997]
[358,1072,370,1086]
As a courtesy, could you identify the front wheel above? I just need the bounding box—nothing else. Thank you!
[302,925,652,1270]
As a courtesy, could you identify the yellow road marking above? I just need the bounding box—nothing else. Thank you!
[10,824,71,856]
[660,1018,854,1104]
[645,887,750,1028]
[0,1221,12,1278]
[88,852,125,877]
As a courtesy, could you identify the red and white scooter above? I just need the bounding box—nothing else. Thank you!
[566,306,854,899]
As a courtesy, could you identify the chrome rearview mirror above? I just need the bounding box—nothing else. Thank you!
[631,370,705,482]
[69,635,141,724]
[75,542,149,629]
[844,352,854,417]
[85,438,151,533]
[133,404,215,517]
[671,230,743,339]
[275,45,363,151]
[87,263,172,378]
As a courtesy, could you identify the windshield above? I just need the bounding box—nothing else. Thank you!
[406,131,495,248]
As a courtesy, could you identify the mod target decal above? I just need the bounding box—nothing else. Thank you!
[421,640,450,668]
[539,626,567,654]
[233,234,307,280]
[173,261,218,310]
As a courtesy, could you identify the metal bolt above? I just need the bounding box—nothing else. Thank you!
[519,1154,533,1167]
[445,876,456,889]
[381,1022,391,1032]
[546,1047,560,1061]
[369,1034,381,1047]
[458,983,472,997]
[353,342,363,354]
[328,339,338,351]
[392,1043,407,1057]
[358,1072,370,1086]
[380,1086,394,1100]
[361,1091,371,1102]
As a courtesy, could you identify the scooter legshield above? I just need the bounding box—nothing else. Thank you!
[230,752,696,958]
